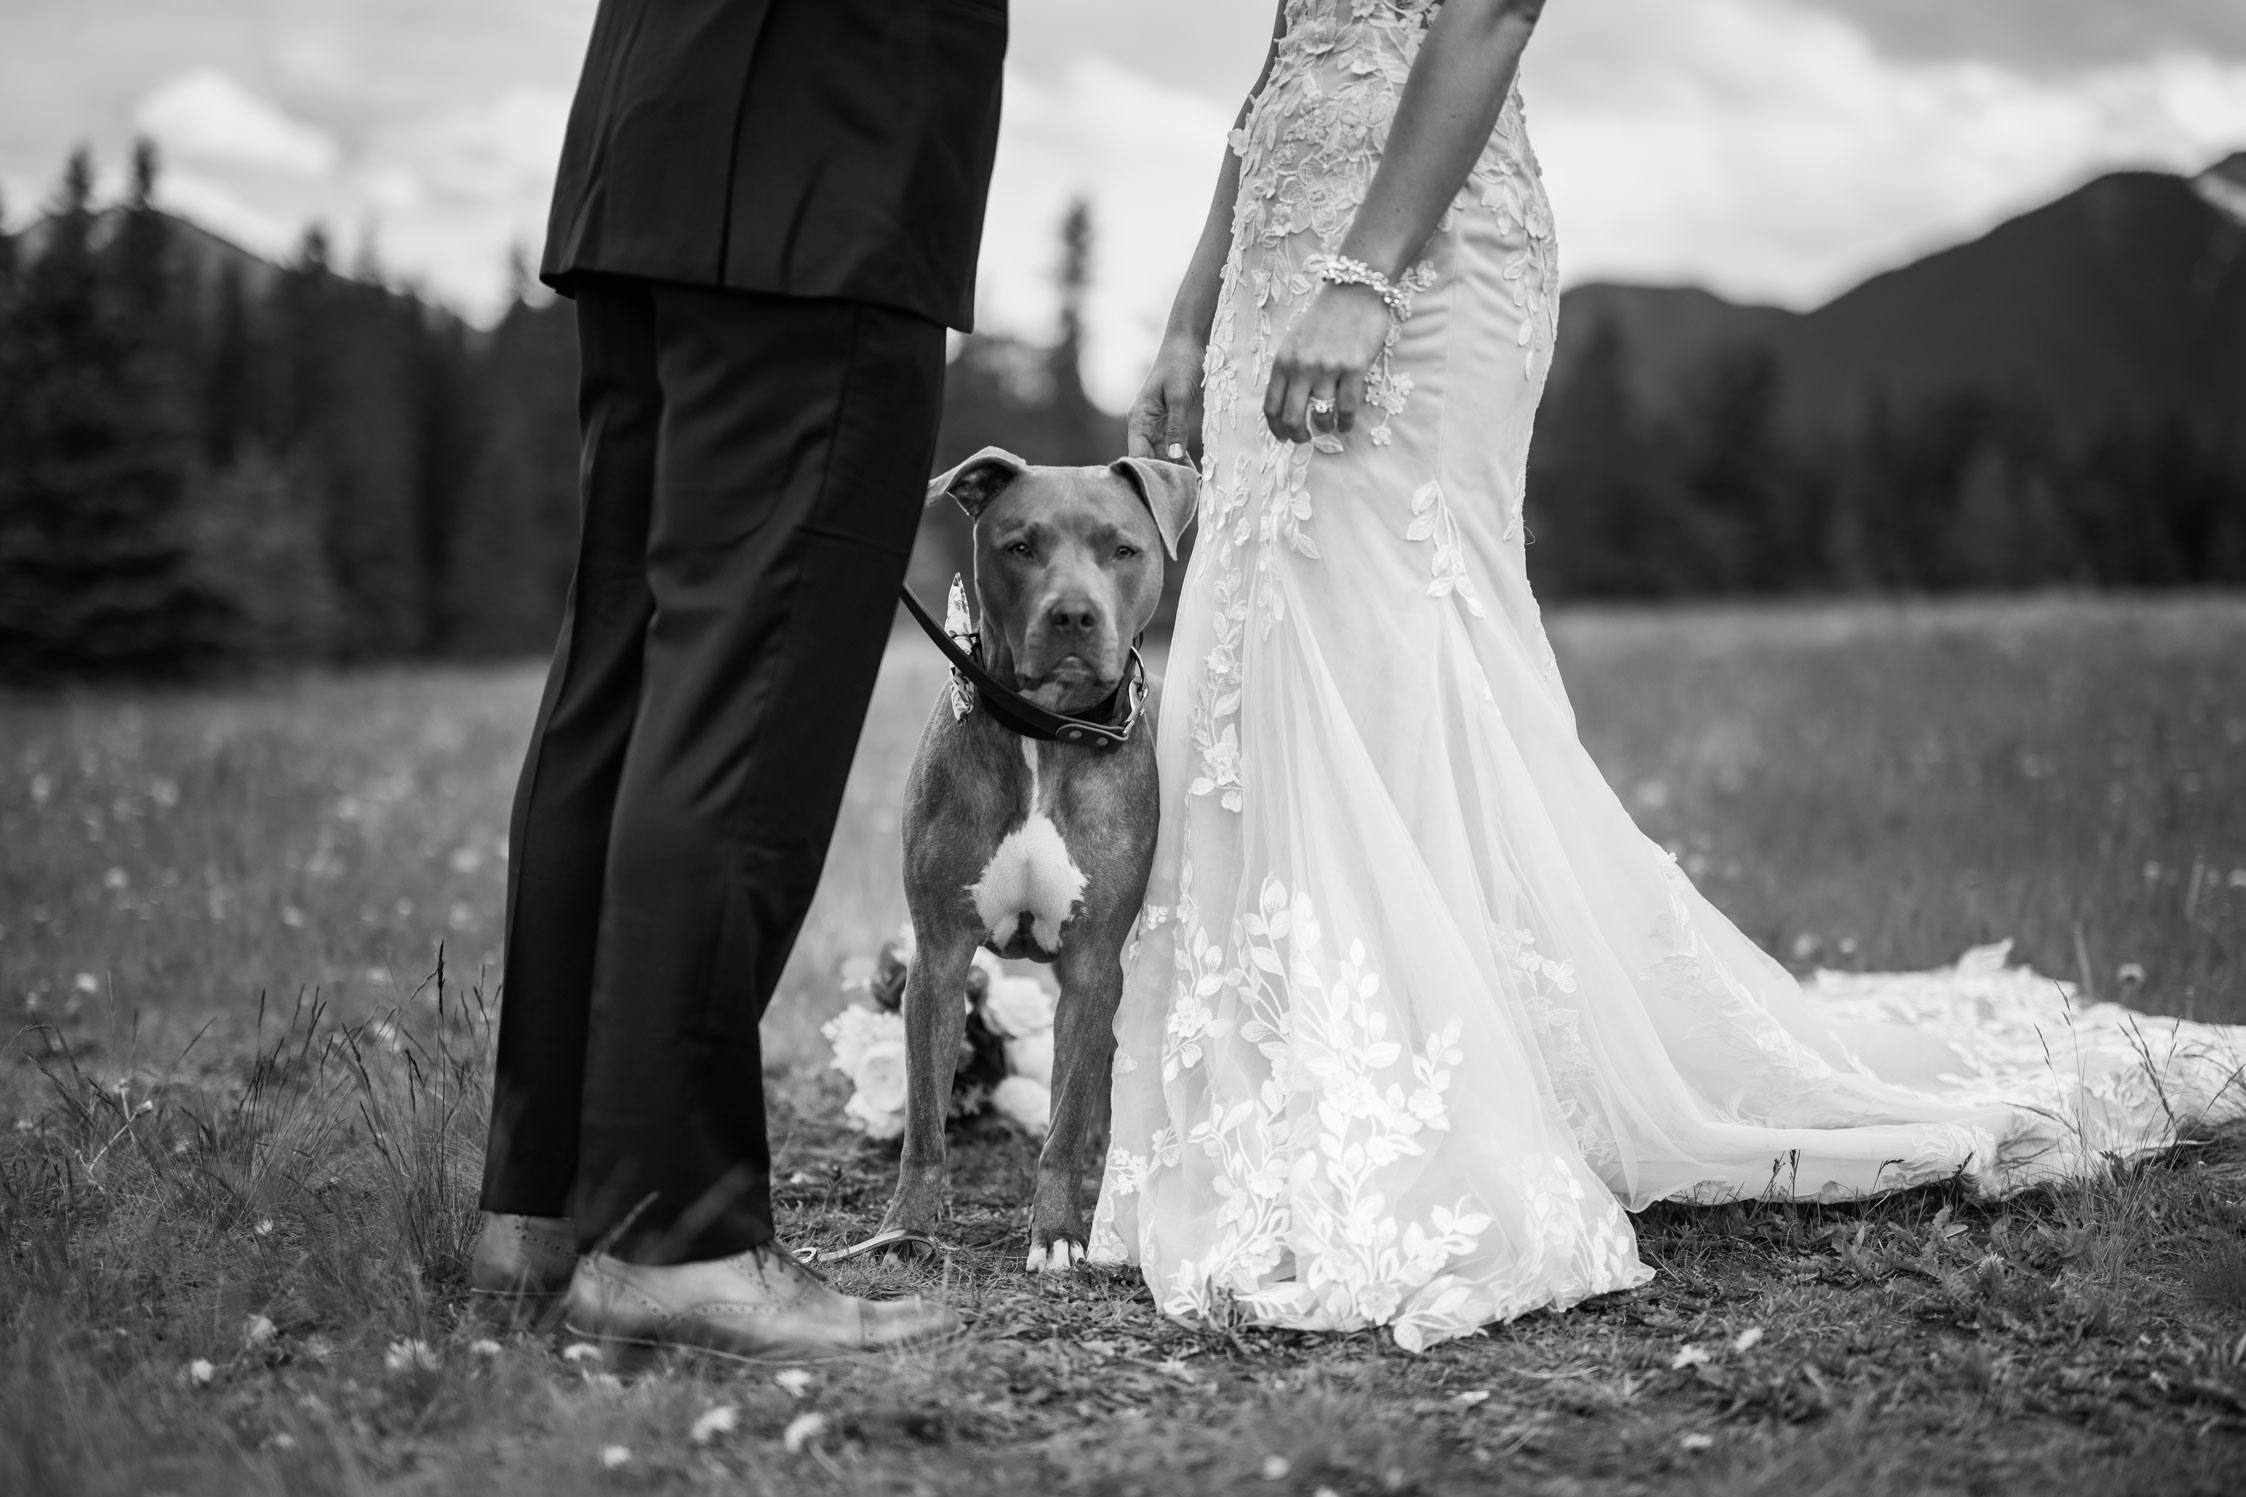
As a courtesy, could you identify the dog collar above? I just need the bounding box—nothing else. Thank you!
[899,582,1148,751]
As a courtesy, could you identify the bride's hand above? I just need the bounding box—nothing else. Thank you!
[1126,333,1207,462]
[1265,283,1390,444]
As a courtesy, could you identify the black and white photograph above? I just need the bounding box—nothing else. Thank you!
[3,1,2244,1491]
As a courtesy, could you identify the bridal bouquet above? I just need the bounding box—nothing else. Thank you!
[824,924,1057,1142]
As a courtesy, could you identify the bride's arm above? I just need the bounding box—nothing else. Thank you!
[1125,1,1290,461]
[1266,0,1549,443]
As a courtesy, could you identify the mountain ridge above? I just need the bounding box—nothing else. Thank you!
[1553,155,2246,450]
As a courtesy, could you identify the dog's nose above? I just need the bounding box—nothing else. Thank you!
[1044,600,1101,636]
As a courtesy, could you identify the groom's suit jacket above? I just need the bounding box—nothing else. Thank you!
[540,0,1008,332]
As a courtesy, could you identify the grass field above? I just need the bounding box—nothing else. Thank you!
[4,595,2245,1494]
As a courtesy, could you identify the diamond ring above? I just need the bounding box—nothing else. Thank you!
[1308,397,1336,416]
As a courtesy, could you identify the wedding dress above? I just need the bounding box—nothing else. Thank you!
[1086,0,2246,1351]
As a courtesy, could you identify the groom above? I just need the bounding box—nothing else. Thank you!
[468,0,1007,1358]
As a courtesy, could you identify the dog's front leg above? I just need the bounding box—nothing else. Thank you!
[879,927,976,1239]
[1026,933,1127,1272]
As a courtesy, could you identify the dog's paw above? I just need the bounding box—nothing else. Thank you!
[1025,1237,1088,1274]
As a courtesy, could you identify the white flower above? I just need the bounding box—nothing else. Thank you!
[241,1314,277,1350]
[384,1339,438,1375]
[842,1044,909,1139]
[825,1005,910,1138]
[184,1358,215,1387]
[772,1369,814,1398]
[982,974,1057,1038]
[991,1076,1051,1138]
[561,1342,602,1364]
[1452,1389,1490,1406]
[600,1445,631,1469]
[1670,1344,1710,1371]
[782,1412,828,1454]
[1680,1432,1714,1451]
[469,1339,502,1359]
[821,1003,903,1077]
[1260,1455,1291,1479]
[853,1039,909,1115]
[1004,1030,1054,1088]
[689,1405,739,1445]
[1731,1326,1764,1353]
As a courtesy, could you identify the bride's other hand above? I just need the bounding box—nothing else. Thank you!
[1127,334,1208,462]
[1264,283,1387,445]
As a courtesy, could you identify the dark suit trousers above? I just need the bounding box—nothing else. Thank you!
[479,273,944,1263]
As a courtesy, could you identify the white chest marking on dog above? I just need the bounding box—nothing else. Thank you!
[967,739,1088,952]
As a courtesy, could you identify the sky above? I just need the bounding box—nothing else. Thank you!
[4,0,2243,408]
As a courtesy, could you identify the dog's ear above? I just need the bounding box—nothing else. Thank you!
[1109,456,1200,559]
[927,447,1030,519]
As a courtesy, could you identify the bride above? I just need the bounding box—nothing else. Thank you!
[1090,0,2246,1350]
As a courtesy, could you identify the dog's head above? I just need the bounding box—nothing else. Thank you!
[928,448,1197,715]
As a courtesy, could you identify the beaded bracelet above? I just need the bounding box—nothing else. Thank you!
[1312,254,1415,321]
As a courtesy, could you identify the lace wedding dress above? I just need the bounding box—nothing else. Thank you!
[1086,0,2246,1351]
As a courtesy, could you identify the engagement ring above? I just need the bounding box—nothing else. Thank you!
[1308,397,1336,420]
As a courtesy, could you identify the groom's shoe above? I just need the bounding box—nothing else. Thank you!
[468,1212,578,1326]
[562,1242,963,1363]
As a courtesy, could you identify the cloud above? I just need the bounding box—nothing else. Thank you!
[15,0,2246,409]
[1527,0,2246,305]
[1792,0,2246,75]
[134,69,339,178]
[977,57,1236,409]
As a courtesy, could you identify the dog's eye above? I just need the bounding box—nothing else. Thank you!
[1114,545,1139,560]
[1006,540,1035,558]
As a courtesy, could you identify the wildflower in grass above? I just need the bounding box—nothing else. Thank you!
[1680,1433,1714,1451]
[782,1412,828,1453]
[242,1314,277,1350]
[1670,1344,1710,1370]
[281,906,307,928]
[301,1336,334,1365]
[1452,1389,1490,1406]
[600,1445,631,1469]
[384,1338,438,1374]
[1731,1326,1764,1353]
[1260,1455,1291,1479]
[74,973,98,994]
[263,1432,298,1451]
[690,1405,739,1445]
[562,1342,602,1364]
[184,1358,215,1387]
[254,1219,274,1237]
[469,1339,502,1359]
[772,1368,813,1398]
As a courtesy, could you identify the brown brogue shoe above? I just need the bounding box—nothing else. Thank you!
[468,1212,577,1326]
[562,1241,962,1363]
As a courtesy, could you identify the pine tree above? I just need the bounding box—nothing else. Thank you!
[0,144,212,677]
[1046,198,1115,464]
[202,259,254,466]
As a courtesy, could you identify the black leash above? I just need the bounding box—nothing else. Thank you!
[897,583,1147,751]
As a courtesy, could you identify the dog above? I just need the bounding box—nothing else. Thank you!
[877,446,1197,1272]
